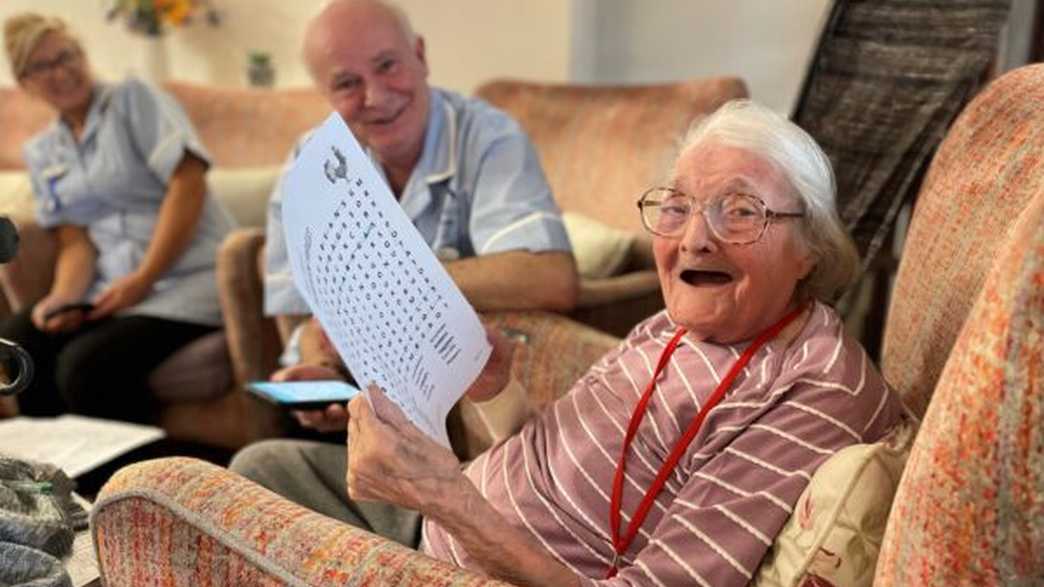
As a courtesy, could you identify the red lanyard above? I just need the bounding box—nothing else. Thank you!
[607,304,807,578]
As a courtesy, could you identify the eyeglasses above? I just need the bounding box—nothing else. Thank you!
[20,48,81,81]
[637,187,804,245]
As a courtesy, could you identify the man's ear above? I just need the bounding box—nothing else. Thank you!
[414,35,428,74]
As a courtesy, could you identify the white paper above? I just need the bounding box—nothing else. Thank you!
[68,493,100,587]
[0,415,164,478]
[281,113,491,447]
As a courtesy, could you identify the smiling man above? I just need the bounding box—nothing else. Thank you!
[234,0,578,527]
[263,0,577,365]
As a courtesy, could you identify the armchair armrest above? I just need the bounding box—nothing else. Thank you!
[93,458,510,586]
[217,227,282,386]
[572,234,664,337]
[0,218,56,312]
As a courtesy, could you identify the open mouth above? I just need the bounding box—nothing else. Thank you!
[679,269,733,286]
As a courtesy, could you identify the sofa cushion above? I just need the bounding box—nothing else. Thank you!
[754,416,917,587]
[562,212,636,279]
[207,166,280,229]
[0,171,34,219]
[149,331,233,403]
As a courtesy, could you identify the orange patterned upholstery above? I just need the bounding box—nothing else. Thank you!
[94,458,511,587]
[880,64,1044,419]
[476,78,748,233]
[873,64,1044,585]
[876,188,1043,586]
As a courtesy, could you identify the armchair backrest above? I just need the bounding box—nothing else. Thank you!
[164,81,328,167]
[881,63,1044,418]
[0,80,329,171]
[875,174,1044,586]
[474,78,748,233]
[0,86,50,171]
[873,62,1044,585]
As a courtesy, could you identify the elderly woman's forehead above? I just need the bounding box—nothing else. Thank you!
[671,145,786,191]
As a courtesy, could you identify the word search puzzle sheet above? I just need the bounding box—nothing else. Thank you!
[282,113,491,447]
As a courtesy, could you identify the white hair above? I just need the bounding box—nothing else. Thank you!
[677,99,860,301]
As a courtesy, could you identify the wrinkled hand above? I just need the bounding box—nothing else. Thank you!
[272,363,351,432]
[465,326,517,402]
[31,294,86,333]
[89,273,152,320]
[346,385,463,512]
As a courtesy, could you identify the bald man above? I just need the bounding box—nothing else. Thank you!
[264,0,577,371]
[233,0,577,548]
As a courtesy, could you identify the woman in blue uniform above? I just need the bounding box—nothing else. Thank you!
[0,13,233,420]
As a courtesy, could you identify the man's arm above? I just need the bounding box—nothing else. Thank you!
[445,250,578,312]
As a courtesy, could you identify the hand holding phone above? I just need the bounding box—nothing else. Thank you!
[246,379,361,411]
[42,302,94,322]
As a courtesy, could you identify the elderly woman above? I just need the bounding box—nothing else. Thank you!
[235,100,905,586]
[0,14,232,420]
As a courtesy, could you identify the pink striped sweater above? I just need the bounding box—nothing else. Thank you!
[423,302,904,586]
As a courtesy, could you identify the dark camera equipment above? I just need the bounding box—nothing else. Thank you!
[0,216,33,396]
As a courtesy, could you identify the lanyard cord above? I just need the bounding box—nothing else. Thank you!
[607,303,807,578]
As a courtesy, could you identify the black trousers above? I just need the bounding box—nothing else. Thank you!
[0,308,216,421]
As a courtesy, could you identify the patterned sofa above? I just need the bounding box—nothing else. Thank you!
[90,64,1043,585]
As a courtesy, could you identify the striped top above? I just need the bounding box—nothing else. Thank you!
[422,302,904,586]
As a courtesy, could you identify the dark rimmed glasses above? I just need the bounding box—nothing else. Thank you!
[20,47,82,81]
[637,187,804,245]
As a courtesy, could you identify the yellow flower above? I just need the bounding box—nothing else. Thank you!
[156,0,193,27]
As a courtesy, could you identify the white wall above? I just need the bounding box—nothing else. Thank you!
[0,0,573,93]
[572,0,831,114]
[0,1,829,113]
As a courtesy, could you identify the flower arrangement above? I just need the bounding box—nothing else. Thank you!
[107,0,220,37]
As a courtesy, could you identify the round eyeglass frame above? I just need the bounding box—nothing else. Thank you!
[19,47,83,82]
[636,187,805,245]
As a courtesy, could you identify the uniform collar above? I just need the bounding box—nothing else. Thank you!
[54,82,112,147]
[388,88,458,219]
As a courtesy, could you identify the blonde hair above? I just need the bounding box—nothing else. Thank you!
[3,13,77,80]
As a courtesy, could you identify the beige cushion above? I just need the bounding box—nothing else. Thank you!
[562,212,636,279]
[207,166,281,229]
[754,415,917,587]
[0,171,35,219]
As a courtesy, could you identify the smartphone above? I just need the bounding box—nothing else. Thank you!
[245,380,362,410]
[43,302,94,321]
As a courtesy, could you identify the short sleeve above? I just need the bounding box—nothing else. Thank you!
[119,78,211,183]
[263,136,311,316]
[22,137,73,229]
[467,133,572,256]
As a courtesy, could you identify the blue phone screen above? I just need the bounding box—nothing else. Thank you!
[249,380,361,404]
